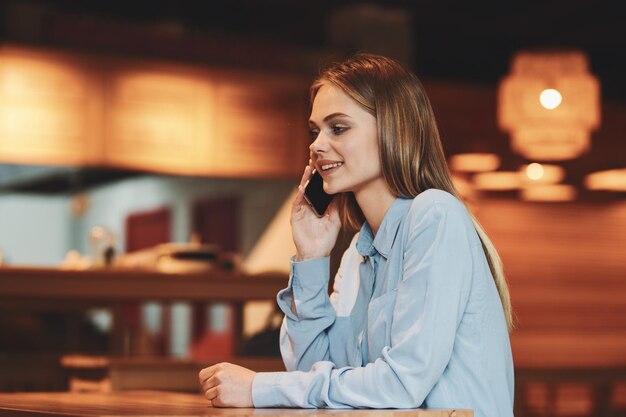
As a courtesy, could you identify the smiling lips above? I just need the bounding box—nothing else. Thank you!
[318,161,344,173]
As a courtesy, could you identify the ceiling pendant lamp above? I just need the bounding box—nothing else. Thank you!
[497,50,601,161]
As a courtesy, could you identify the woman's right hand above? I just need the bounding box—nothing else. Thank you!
[291,164,341,262]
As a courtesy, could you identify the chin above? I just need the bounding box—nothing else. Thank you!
[323,178,351,195]
[323,180,339,194]
[323,186,335,195]
[323,184,340,195]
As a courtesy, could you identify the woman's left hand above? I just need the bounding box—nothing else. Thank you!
[198,362,256,407]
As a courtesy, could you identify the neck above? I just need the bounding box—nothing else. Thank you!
[354,182,396,236]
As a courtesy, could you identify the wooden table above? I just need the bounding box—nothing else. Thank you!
[0,391,471,416]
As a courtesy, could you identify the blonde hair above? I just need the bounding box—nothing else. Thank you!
[311,54,512,330]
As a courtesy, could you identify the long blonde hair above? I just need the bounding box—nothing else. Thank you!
[311,53,512,330]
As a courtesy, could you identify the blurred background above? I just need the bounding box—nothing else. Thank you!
[0,1,625,416]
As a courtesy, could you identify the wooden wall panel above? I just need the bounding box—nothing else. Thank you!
[103,64,209,175]
[0,45,103,165]
[474,199,626,367]
[208,74,308,178]
[0,44,308,179]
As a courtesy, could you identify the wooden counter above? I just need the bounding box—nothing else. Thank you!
[0,266,287,302]
[0,266,287,357]
[0,390,472,416]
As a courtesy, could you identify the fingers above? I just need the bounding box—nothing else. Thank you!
[198,365,217,383]
[299,157,316,189]
[202,374,220,392]
[204,387,226,408]
[293,165,312,212]
[299,164,313,189]
[211,397,226,408]
[199,362,232,384]
[200,368,221,405]
[199,362,255,408]
[308,154,316,171]
[204,385,220,401]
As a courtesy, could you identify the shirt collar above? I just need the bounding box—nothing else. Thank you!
[356,197,412,259]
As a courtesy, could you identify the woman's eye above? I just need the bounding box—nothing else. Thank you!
[309,129,320,140]
[331,125,348,135]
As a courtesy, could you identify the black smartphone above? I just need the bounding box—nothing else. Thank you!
[304,169,335,217]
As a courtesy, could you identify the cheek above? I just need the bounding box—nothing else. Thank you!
[364,141,382,171]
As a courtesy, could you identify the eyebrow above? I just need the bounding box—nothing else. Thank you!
[308,112,352,126]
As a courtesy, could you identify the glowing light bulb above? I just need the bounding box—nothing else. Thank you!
[539,89,562,109]
[526,163,544,180]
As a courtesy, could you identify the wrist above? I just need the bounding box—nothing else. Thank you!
[294,253,328,262]
[294,254,312,262]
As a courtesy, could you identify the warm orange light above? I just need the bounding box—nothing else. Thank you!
[473,171,522,191]
[526,163,544,180]
[520,184,577,202]
[519,163,565,184]
[498,50,601,161]
[449,153,501,173]
[584,168,626,192]
[539,89,562,109]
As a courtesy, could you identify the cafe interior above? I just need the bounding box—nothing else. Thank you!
[0,1,624,416]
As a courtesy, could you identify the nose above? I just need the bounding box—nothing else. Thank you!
[309,132,329,154]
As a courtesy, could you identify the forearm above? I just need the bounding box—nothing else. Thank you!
[252,357,427,409]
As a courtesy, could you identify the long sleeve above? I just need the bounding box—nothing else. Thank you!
[276,256,336,372]
[253,201,474,408]
[277,234,364,372]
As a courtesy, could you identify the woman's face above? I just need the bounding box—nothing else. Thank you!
[309,83,383,196]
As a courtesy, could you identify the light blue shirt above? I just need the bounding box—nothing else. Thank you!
[252,189,514,416]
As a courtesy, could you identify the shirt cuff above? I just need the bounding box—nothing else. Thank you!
[277,256,331,320]
[291,256,330,291]
[251,371,280,408]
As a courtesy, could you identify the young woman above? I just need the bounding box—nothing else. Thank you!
[199,53,514,417]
